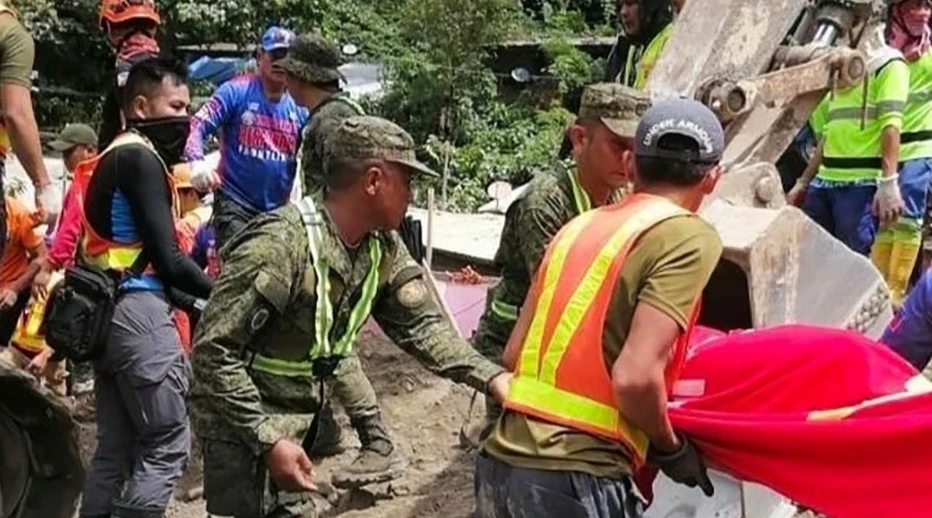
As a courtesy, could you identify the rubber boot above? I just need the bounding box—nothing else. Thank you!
[889,219,923,307]
[308,404,346,459]
[871,229,894,281]
[332,413,406,489]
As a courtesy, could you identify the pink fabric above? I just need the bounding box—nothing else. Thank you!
[889,2,932,61]
[48,181,83,269]
[665,325,932,518]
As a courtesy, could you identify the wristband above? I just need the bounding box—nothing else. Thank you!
[879,174,899,184]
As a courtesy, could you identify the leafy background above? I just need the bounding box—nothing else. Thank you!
[21,0,617,211]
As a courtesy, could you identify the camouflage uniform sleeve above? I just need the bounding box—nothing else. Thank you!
[191,214,304,457]
[516,205,565,278]
[371,232,505,392]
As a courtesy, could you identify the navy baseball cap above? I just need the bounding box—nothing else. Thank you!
[635,97,725,164]
[261,26,296,52]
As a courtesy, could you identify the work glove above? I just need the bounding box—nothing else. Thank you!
[873,174,905,226]
[399,216,425,263]
[35,183,63,220]
[191,160,221,193]
[648,433,715,497]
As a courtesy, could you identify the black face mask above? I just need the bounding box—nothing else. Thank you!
[127,116,191,166]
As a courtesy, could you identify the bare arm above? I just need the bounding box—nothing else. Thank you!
[880,126,901,179]
[11,239,45,295]
[611,302,681,453]
[1,84,49,187]
[798,140,824,187]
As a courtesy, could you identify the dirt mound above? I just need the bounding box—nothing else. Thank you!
[78,328,486,518]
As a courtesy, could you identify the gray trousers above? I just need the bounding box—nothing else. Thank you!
[80,291,191,518]
[474,453,643,518]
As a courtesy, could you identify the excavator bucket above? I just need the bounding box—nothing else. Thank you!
[0,360,84,518]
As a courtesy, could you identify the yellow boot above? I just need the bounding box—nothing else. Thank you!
[888,218,923,307]
[871,228,895,280]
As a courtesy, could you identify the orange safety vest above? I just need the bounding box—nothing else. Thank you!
[504,193,700,469]
[80,132,181,276]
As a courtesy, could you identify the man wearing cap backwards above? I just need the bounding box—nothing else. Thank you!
[476,98,725,517]
[190,115,512,518]
[277,33,367,194]
[185,26,310,249]
[470,83,649,442]
[0,1,59,246]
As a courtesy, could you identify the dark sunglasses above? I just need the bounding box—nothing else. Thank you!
[268,48,289,62]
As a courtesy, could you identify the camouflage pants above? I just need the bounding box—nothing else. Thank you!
[203,439,317,518]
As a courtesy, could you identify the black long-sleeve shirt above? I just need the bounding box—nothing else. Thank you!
[84,142,212,310]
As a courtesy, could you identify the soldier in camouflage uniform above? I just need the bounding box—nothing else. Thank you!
[470,83,651,437]
[275,32,405,489]
[278,33,367,195]
[190,115,511,518]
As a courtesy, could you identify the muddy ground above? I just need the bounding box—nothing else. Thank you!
[77,327,486,518]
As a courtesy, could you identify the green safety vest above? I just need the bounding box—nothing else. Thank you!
[623,23,673,90]
[489,168,602,323]
[814,58,910,183]
[249,196,382,377]
[901,53,932,161]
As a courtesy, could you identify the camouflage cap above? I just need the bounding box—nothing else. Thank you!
[276,33,346,85]
[578,83,652,138]
[327,116,439,178]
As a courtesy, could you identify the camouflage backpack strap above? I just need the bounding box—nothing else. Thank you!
[316,93,365,116]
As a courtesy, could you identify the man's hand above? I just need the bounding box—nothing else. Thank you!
[873,175,905,226]
[648,433,714,497]
[786,180,808,207]
[0,288,18,310]
[35,182,63,219]
[32,268,51,299]
[26,348,52,378]
[263,439,317,493]
[487,372,512,404]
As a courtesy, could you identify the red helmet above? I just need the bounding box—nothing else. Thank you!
[99,0,161,29]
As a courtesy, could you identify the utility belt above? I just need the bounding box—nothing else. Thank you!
[42,255,147,363]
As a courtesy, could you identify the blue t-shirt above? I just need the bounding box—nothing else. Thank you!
[883,268,932,370]
[185,74,310,212]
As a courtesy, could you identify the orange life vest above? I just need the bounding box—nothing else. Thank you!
[504,193,700,469]
[80,132,181,277]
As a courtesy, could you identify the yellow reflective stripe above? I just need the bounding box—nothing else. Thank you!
[509,376,649,459]
[331,239,382,356]
[85,246,142,270]
[567,169,591,214]
[539,202,687,383]
[250,354,316,378]
[491,299,519,321]
[518,209,600,378]
[299,197,332,359]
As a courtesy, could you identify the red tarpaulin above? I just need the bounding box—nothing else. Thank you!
[666,324,932,518]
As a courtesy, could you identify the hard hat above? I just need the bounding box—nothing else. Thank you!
[99,0,161,29]
[172,163,194,190]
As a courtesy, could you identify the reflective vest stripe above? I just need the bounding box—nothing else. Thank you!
[508,376,649,453]
[517,210,599,379]
[249,196,382,377]
[826,101,906,123]
[634,23,673,90]
[538,205,681,383]
[490,299,519,321]
[567,168,591,214]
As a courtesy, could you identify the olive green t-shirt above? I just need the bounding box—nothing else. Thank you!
[483,214,723,480]
[0,11,33,88]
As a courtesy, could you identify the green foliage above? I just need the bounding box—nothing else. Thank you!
[542,36,601,96]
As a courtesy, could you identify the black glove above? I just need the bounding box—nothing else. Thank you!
[399,216,425,263]
[648,433,714,497]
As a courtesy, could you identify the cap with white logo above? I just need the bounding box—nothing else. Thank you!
[634,97,725,164]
